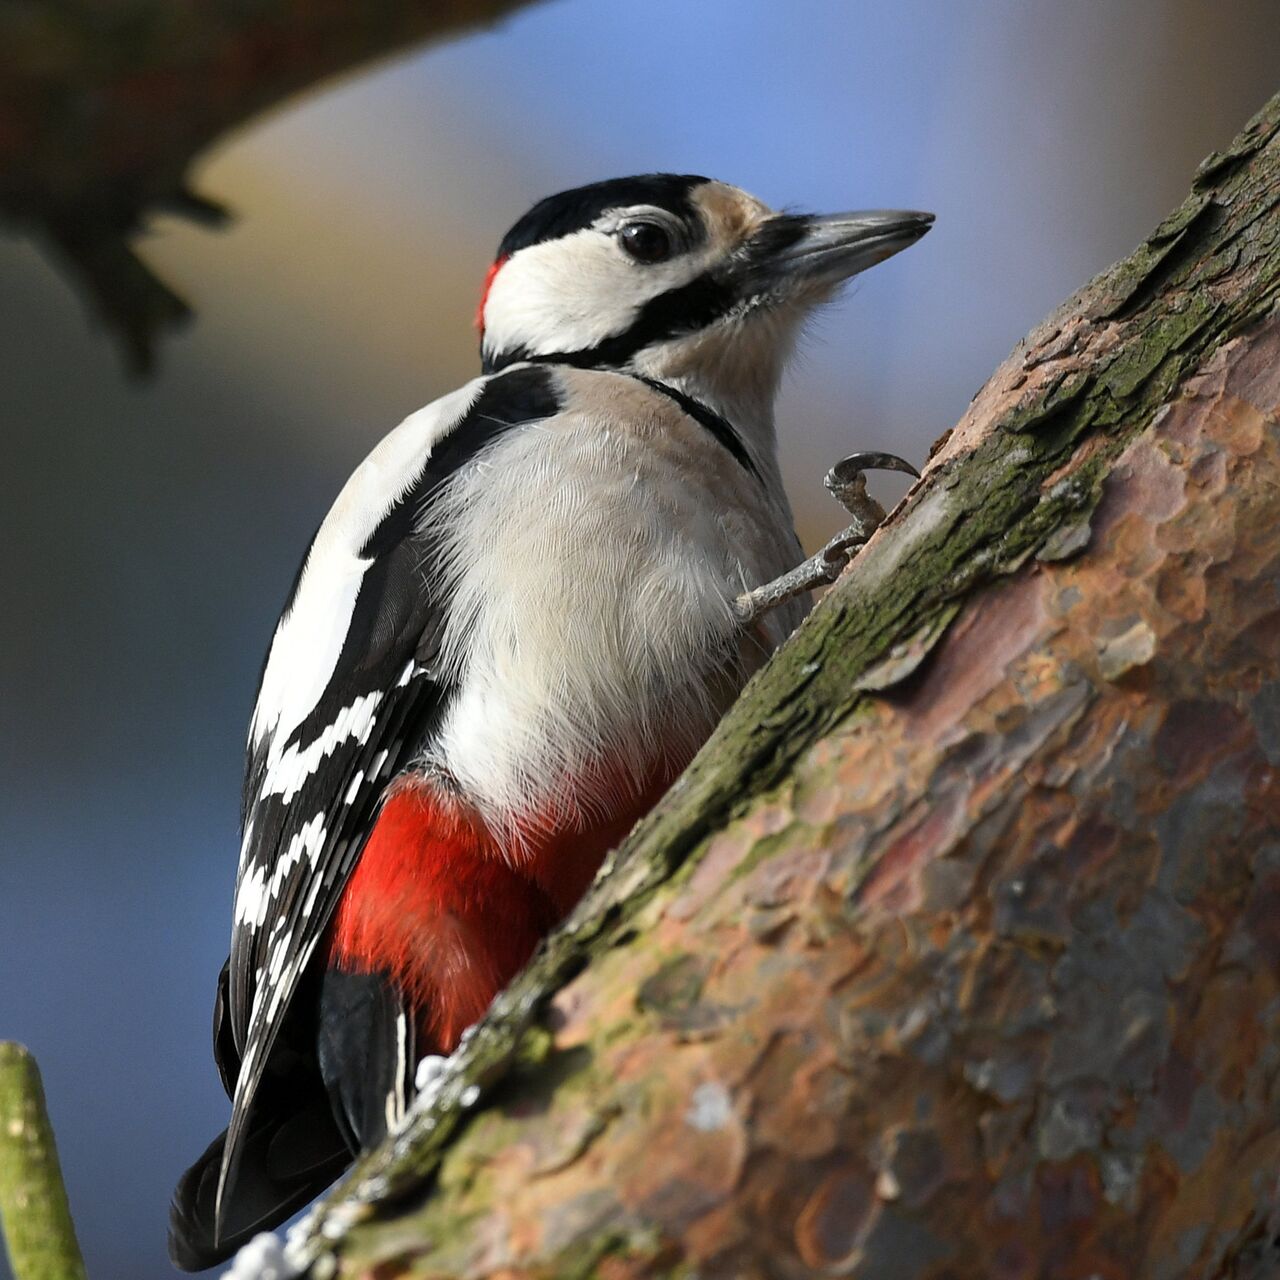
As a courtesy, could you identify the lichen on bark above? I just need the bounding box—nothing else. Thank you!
[288,92,1280,1280]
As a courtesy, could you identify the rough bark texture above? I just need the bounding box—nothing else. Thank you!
[276,96,1280,1280]
[0,1043,87,1280]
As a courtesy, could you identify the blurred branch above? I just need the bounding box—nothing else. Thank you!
[0,0,545,373]
[277,92,1280,1279]
[0,1043,87,1280]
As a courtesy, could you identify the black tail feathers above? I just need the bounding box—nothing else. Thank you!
[317,966,419,1152]
[171,966,419,1269]
[168,1102,348,1270]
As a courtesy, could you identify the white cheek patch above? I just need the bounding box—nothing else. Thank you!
[483,229,711,360]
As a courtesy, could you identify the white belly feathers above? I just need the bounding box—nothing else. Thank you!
[250,365,806,850]
[423,368,805,834]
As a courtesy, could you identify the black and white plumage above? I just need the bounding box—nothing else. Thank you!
[170,174,931,1270]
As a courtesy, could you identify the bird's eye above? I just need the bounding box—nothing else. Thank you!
[618,221,673,263]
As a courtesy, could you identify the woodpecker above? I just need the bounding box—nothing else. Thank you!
[169,174,932,1269]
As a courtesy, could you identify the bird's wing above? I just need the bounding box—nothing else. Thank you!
[217,364,564,1209]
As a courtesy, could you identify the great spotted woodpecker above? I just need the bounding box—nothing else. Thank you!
[169,174,932,1269]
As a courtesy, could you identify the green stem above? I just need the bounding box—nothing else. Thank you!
[0,1043,87,1280]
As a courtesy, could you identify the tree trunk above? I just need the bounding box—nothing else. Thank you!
[287,93,1280,1280]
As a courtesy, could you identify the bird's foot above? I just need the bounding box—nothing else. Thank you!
[734,450,919,625]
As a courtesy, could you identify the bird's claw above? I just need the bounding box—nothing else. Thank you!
[734,448,921,625]
[822,448,919,553]
[824,449,919,521]
[826,450,921,486]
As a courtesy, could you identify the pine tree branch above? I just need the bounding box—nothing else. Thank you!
[0,0,545,372]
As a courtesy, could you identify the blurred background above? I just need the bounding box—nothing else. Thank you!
[1,1,1276,1275]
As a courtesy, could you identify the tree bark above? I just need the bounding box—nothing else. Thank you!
[284,94,1280,1280]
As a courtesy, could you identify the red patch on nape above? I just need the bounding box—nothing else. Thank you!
[475,254,508,336]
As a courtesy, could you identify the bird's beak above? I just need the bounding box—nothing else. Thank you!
[742,209,935,296]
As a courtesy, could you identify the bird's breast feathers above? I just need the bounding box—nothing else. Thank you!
[247,364,802,848]
[420,367,803,828]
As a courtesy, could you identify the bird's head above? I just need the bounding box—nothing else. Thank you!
[477,173,933,432]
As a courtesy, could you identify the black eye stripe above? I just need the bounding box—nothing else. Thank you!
[484,269,737,376]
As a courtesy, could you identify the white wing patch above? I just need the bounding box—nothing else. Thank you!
[258,690,381,803]
[234,862,267,930]
[234,814,328,927]
[249,380,485,763]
